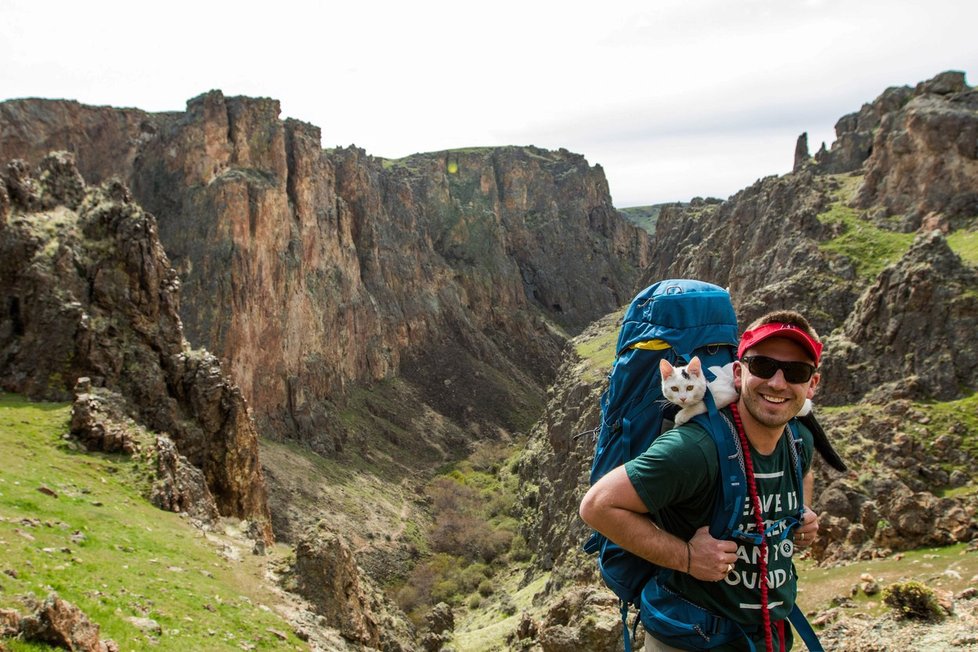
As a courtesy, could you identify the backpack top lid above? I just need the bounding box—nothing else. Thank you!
[616,279,739,359]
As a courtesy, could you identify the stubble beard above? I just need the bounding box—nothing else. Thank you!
[740,387,806,430]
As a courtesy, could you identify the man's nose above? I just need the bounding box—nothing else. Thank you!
[766,369,789,389]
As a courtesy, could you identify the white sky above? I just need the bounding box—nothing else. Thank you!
[2,0,976,206]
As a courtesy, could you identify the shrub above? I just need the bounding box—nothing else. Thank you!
[882,581,946,621]
[458,563,490,590]
[499,594,517,616]
[427,477,515,564]
[506,534,532,563]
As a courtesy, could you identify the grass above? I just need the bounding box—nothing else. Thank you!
[817,174,978,278]
[0,392,306,651]
[452,570,549,651]
[816,200,915,279]
[795,543,978,620]
[572,311,624,384]
[947,228,978,266]
[618,205,663,234]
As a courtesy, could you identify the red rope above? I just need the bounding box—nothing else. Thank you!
[730,403,774,652]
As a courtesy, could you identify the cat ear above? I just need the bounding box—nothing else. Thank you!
[659,357,673,378]
[687,356,702,375]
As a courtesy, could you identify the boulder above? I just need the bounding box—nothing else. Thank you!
[17,594,117,652]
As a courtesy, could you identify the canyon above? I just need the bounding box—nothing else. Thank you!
[1,69,976,650]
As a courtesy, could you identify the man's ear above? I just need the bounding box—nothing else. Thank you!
[733,360,743,392]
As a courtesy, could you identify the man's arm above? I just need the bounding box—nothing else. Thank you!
[579,466,737,581]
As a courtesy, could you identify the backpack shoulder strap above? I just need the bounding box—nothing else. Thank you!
[690,396,746,541]
[786,419,807,517]
[785,420,826,651]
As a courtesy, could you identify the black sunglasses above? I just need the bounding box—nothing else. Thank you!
[741,355,817,384]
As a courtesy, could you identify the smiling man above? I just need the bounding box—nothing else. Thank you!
[579,310,823,652]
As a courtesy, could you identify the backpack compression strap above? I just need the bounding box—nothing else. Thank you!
[692,392,745,541]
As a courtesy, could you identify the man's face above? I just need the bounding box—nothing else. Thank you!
[734,337,820,430]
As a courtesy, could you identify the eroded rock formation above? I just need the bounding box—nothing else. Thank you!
[0,93,652,453]
[856,71,978,226]
[821,230,978,404]
[287,521,414,651]
[0,153,271,541]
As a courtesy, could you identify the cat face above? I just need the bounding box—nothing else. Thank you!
[659,356,707,405]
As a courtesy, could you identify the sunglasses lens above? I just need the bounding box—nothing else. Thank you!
[744,356,814,383]
[747,357,777,379]
[783,363,814,383]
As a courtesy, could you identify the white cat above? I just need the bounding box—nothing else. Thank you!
[659,356,811,426]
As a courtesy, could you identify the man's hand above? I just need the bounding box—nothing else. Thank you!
[794,506,819,550]
[688,526,738,581]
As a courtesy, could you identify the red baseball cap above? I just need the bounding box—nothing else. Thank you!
[737,322,822,364]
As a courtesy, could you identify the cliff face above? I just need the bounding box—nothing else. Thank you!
[662,74,965,334]
[0,152,271,537]
[820,230,978,404]
[0,92,651,450]
[856,71,978,226]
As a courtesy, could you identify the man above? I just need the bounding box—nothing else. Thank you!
[579,310,822,651]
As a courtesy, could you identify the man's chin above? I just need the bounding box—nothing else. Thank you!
[746,399,800,429]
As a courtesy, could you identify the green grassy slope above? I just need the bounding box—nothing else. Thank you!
[0,392,306,652]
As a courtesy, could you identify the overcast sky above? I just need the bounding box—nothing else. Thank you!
[2,1,976,206]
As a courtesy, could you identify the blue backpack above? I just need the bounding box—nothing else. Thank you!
[583,279,823,651]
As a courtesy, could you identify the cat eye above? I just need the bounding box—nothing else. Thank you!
[741,355,816,384]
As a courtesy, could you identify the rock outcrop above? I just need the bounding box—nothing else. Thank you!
[287,522,414,651]
[534,586,623,652]
[8,594,118,652]
[646,171,857,336]
[855,70,978,227]
[809,70,978,228]
[0,93,652,454]
[0,153,271,541]
[814,85,914,174]
[821,230,978,404]
[794,132,810,171]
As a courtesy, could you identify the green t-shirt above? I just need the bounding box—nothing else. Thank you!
[624,412,814,651]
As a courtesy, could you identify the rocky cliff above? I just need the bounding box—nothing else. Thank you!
[0,152,272,540]
[0,94,651,458]
[0,93,652,650]
[645,71,978,404]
